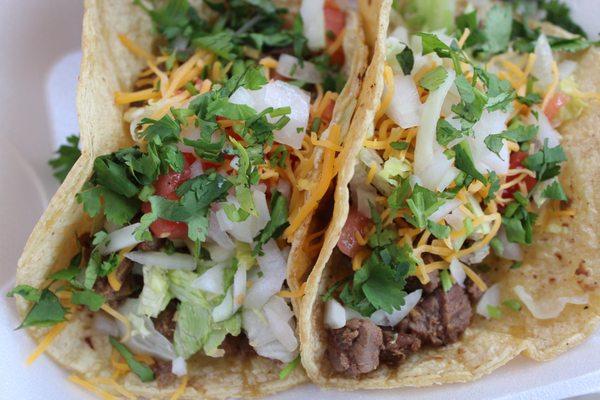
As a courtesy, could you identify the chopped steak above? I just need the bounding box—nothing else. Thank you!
[465,278,484,303]
[152,301,178,341]
[405,271,439,294]
[380,328,421,366]
[220,333,256,358]
[406,284,472,346]
[136,238,165,252]
[327,318,383,377]
[93,258,138,307]
[151,359,176,388]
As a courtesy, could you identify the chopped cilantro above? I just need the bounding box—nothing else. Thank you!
[503,299,522,311]
[14,289,67,329]
[49,134,81,183]
[254,191,289,254]
[419,66,448,91]
[439,269,452,292]
[396,45,414,75]
[71,289,105,312]
[452,140,486,183]
[279,355,300,380]
[542,180,568,201]
[486,304,502,319]
[7,285,42,302]
[109,337,155,382]
[484,125,538,157]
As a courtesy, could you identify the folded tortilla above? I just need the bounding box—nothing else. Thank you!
[15,0,367,398]
[299,0,600,389]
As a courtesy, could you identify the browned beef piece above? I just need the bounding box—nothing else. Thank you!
[151,359,177,388]
[327,318,383,377]
[219,333,256,357]
[406,285,472,346]
[152,301,178,341]
[136,238,165,252]
[380,328,421,366]
[405,271,440,294]
[93,258,138,306]
[465,278,484,303]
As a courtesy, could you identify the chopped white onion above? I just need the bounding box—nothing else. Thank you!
[532,34,554,89]
[387,74,422,128]
[459,244,490,265]
[262,296,298,352]
[324,299,347,329]
[171,357,188,377]
[476,283,500,318]
[242,307,298,363]
[212,287,234,322]
[469,110,510,176]
[345,307,364,321]
[216,190,270,243]
[514,285,588,320]
[449,258,467,288]
[100,223,142,255]
[276,54,322,84]
[276,179,291,200]
[414,69,459,191]
[125,251,196,271]
[300,0,326,51]
[233,266,247,309]
[207,212,235,249]
[497,228,523,261]
[229,81,310,149]
[189,160,203,178]
[428,198,462,223]
[191,264,225,295]
[244,240,287,309]
[531,108,561,148]
[370,289,422,327]
[92,313,120,337]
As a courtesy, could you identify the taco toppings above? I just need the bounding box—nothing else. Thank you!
[10,0,352,386]
[321,1,596,377]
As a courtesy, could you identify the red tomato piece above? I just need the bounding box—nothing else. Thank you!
[144,152,195,239]
[502,151,537,200]
[337,208,371,257]
[543,91,570,122]
[324,1,346,65]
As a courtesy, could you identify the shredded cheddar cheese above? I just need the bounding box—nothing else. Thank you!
[259,56,278,69]
[352,249,370,271]
[278,282,307,298]
[94,377,136,400]
[376,65,394,122]
[462,264,488,291]
[69,375,117,400]
[170,376,189,400]
[26,322,67,365]
[118,34,154,63]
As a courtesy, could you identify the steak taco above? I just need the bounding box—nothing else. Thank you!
[300,0,600,388]
[10,0,366,398]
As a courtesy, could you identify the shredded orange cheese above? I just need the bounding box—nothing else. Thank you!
[115,88,159,105]
[462,264,488,291]
[259,56,278,69]
[352,249,370,271]
[366,162,378,185]
[278,282,307,298]
[69,375,117,400]
[118,34,154,63]
[310,132,342,151]
[454,213,502,259]
[327,28,346,56]
[26,322,67,365]
[170,376,189,400]
[376,65,394,122]
[94,377,136,400]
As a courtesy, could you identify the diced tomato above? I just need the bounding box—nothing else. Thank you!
[502,151,537,200]
[544,91,570,122]
[143,152,196,239]
[337,208,371,257]
[324,0,346,66]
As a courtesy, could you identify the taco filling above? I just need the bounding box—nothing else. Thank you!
[10,0,351,386]
[321,1,596,377]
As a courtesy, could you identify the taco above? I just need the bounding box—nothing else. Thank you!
[300,0,600,388]
[10,0,367,398]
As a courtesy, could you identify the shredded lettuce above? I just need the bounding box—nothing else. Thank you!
[558,77,589,123]
[401,0,455,33]
[138,266,172,318]
[377,156,412,185]
[168,270,210,308]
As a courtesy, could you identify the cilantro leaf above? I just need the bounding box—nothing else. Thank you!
[109,337,155,382]
[49,134,81,183]
[254,191,289,254]
[484,125,538,157]
[482,4,512,54]
[17,289,67,329]
[453,140,486,183]
[7,285,42,302]
[279,355,300,380]
[71,289,105,312]
[539,0,587,37]
[419,66,448,91]
[542,180,568,201]
[396,46,414,75]
[436,118,469,146]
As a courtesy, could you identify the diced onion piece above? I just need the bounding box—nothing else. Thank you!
[470,110,510,176]
[189,160,203,178]
[459,244,490,265]
[532,34,554,89]
[414,69,459,191]
[244,240,287,309]
[191,264,225,295]
[449,258,467,288]
[229,81,310,149]
[476,283,500,318]
[242,307,297,363]
[212,287,234,322]
[171,357,187,377]
[324,299,346,329]
[276,179,291,200]
[100,223,142,255]
[125,251,196,271]
[216,190,270,243]
[207,212,235,249]
[387,74,422,128]
[514,285,588,320]
[233,266,247,309]
[276,54,322,84]
[370,290,422,327]
[532,108,561,148]
[345,307,363,321]
[497,228,523,261]
[300,0,326,51]
[92,313,120,337]
[428,198,462,223]
[263,296,298,352]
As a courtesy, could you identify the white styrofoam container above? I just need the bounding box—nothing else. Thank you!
[0,1,598,399]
